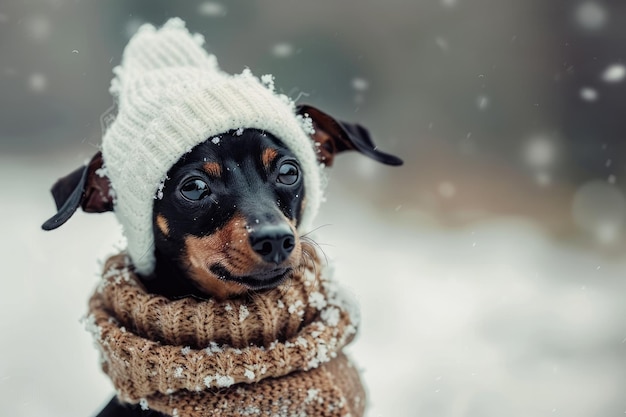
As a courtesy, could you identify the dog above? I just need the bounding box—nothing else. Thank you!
[43,104,402,416]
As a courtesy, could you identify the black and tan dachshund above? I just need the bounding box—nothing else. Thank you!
[42,105,402,416]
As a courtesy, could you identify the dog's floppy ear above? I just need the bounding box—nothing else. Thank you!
[297,104,403,167]
[41,152,114,231]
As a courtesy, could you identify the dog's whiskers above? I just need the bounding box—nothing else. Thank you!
[301,236,329,268]
[301,223,332,238]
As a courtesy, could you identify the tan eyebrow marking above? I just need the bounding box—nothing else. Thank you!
[203,162,222,177]
[156,214,169,236]
[262,148,279,170]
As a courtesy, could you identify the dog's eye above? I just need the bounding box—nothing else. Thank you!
[180,178,211,201]
[277,162,299,185]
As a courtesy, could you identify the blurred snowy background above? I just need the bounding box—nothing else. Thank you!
[1,1,626,416]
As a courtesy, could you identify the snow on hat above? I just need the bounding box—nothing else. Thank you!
[102,18,322,276]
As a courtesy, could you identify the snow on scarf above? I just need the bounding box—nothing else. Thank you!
[85,254,365,417]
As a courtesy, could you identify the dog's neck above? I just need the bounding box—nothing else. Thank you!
[87,253,365,416]
[146,251,210,300]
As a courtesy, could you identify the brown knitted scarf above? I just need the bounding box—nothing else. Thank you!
[86,254,365,417]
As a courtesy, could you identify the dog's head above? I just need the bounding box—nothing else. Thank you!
[152,128,308,299]
[43,105,402,299]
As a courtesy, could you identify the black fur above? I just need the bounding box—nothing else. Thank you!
[147,129,305,299]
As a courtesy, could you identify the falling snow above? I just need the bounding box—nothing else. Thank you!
[7,7,626,408]
[272,43,294,58]
[351,78,369,92]
[197,2,227,17]
[601,64,626,83]
[24,15,51,42]
[524,135,556,168]
[437,181,457,198]
[572,180,626,244]
[476,95,489,110]
[580,87,598,102]
[575,1,607,31]
[28,73,47,92]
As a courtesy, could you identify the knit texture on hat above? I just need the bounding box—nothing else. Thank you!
[85,254,365,417]
[101,18,322,276]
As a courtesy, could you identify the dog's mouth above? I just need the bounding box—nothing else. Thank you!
[209,264,292,290]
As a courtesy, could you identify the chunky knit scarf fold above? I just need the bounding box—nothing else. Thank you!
[86,254,365,417]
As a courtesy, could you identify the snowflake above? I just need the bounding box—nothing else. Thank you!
[288,300,304,316]
[272,43,294,58]
[351,77,369,92]
[205,341,223,355]
[297,113,315,135]
[308,292,327,310]
[239,305,250,322]
[139,398,149,411]
[602,64,626,83]
[305,388,320,404]
[155,176,169,200]
[215,374,235,388]
[197,1,226,17]
[321,307,340,327]
[260,74,275,91]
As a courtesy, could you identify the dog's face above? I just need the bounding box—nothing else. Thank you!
[43,105,402,300]
[153,130,306,298]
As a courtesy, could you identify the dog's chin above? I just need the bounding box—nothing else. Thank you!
[210,264,292,291]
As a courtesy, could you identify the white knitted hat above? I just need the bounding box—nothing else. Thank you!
[101,18,322,275]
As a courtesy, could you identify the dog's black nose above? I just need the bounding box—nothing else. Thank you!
[249,224,295,265]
